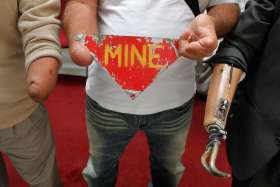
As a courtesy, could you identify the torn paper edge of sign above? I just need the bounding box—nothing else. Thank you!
[77,34,180,100]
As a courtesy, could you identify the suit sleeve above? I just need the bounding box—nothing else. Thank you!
[210,0,276,72]
[18,0,62,70]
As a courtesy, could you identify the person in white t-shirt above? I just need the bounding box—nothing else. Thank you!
[64,0,240,186]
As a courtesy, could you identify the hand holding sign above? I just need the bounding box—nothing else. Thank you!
[179,14,218,60]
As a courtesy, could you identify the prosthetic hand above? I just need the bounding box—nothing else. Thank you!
[201,63,243,177]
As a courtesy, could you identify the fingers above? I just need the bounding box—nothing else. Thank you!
[70,41,93,66]
[198,35,218,53]
[179,14,218,60]
[180,29,193,42]
[179,37,217,60]
[179,30,202,59]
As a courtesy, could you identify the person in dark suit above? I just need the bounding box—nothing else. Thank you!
[201,0,280,186]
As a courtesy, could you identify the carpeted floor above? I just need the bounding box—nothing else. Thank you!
[5,75,232,187]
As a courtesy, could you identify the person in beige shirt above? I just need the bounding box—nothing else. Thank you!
[0,0,62,186]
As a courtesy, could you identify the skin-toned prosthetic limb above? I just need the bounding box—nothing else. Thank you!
[201,63,243,177]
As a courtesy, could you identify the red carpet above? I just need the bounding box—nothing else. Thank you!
[5,75,232,187]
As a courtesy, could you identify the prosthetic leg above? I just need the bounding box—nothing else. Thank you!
[201,63,243,177]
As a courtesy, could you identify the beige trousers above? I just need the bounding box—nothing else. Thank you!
[0,104,61,187]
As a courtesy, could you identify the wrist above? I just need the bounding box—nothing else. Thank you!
[192,14,217,34]
[29,57,60,73]
[205,14,217,33]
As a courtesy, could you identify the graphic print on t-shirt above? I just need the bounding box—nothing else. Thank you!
[81,35,179,99]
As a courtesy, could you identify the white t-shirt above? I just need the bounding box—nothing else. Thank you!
[86,0,239,115]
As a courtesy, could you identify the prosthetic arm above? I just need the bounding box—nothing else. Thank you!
[201,63,243,177]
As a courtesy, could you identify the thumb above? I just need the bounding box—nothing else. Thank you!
[180,29,193,41]
[179,30,193,54]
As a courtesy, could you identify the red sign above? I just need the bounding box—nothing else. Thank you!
[82,35,179,99]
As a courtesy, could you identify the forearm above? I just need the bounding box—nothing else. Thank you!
[207,3,240,37]
[201,63,243,177]
[203,63,243,129]
[63,0,98,46]
[18,0,61,70]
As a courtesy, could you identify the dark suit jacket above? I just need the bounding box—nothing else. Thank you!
[211,0,280,180]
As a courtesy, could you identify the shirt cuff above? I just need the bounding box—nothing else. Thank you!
[25,47,62,71]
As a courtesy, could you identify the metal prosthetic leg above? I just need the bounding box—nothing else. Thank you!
[201,64,243,178]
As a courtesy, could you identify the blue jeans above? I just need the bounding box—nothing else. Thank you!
[83,96,193,187]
